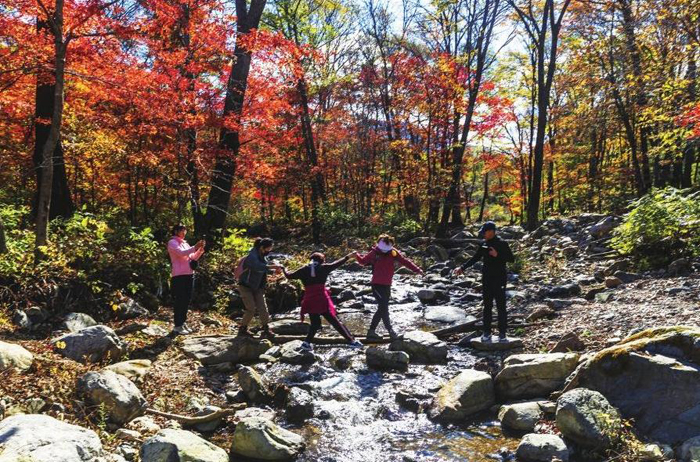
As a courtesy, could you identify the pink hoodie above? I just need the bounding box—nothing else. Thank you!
[167,237,204,277]
[356,247,422,286]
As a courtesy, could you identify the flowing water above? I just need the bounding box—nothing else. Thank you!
[265,268,519,462]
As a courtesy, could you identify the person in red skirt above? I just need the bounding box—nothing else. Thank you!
[283,252,362,350]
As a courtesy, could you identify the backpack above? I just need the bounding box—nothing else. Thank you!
[234,255,249,281]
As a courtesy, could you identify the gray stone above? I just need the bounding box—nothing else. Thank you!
[588,216,618,238]
[0,340,33,371]
[550,332,586,353]
[0,414,105,462]
[470,337,523,351]
[498,401,545,432]
[269,320,310,336]
[545,283,581,298]
[63,312,98,332]
[115,298,150,320]
[276,340,316,365]
[78,370,147,424]
[390,330,447,364]
[605,277,623,288]
[12,310,32,330]
[668,258,692,276]
[556,388,622,450]
[238,366,271,404]
[104,360,152,382]
[180,335,272,365]
[25,306,49,324]
[417,289,448,305]
[526,305,555,322]
[494,353,580,400]
[613,270,641,283]
[427,244,449,261]
[286,388,314,423]
[429,370,494,422]
[366,347,409,372]
[516,433,569,462]
[54,325,126,363]
[679,436,700,462]
[424,307,472,324]
[230,417,305,461]
[140,429,228,462]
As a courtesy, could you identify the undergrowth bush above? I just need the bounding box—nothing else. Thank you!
[611,187,700,268]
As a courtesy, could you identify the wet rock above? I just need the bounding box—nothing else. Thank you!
[429,370,494,422]
[390,330,447,364]
[425,307,472,324]
[417,288,449,305]
[0,340,33,371]
[63,312,97,332]
[498,401,545,432]
[470,337,523,351]
[78,370,147,424]
[140,429,228,462]
[516,433,569,462]
[54,325,126,363]
[238,366,271,404]
[396,388,432,413]
[180,335,272,365]
[0,414,105,462]
[115,297,149,320]
[550,332,586,353]
[285,388,314,423]
[104,359,152,383]
[230,417,305,461]
[275,340,317,365]
[679,436,700,462]
[556,388,622,450]
[366,347,409,372]
[568,326,700,445]
[494,353,580,400]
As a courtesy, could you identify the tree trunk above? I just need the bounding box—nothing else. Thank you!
[0,218,7,254]
[203,0,266,241]
[477,171,489,222]
[35,0,66,261]
[33,18,73,221]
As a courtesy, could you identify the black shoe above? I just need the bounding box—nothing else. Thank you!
[237,325,252,337]
[260,325,275,339]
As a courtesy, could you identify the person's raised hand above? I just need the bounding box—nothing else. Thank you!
[195,240,205,249]
[488,247,498,257]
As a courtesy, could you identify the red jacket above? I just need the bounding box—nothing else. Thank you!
[356,247,422,286]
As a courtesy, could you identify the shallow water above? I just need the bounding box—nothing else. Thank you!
[265,269,518,462]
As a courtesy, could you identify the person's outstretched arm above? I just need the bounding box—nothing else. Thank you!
[283,266,304,280]
[460,246,485,271]
[396,251,424,275]
[323,254,352,273]
[354,249,376,266]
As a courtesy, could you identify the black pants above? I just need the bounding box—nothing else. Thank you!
[483,281,507,336]
[369,284,393,333]
[171,275,194,327]
[305,313,354,343]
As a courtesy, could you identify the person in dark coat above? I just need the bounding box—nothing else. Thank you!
[454,221,514,342]
[284,252,362,350]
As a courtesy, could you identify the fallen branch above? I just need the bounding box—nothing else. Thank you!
[145,403,246,425]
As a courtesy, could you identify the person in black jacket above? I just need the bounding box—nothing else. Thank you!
[283,252,362,350]
[454,221,515,342]
[238,238,283,338]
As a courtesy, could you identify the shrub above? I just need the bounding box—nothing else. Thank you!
[611,187,700,268]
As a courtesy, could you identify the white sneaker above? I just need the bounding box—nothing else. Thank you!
[348,340,363,349]
[481,334,492,342]
[183,323,196,334]
[300,341,313,351]
[173,325,185,335]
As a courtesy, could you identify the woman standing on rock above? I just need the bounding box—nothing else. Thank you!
[167,224,205,335]
[355,234,424,341]
[237,237,283,338]
[283,252,363,350]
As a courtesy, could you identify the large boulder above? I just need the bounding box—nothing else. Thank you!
[516,433,569,462]
[230,417,305,461]
[390,330,447,364]
[494,353,579,400]
[679,436,700,462]
[276,340,316,365]
[498,401,546,432]
[54,325,126,363]
[180,335,272,365]
[140,429,228,462]
[556,388,622,450]
[63,312,98,332]
[565,326,700,445]
[0,340,33,371]
[78,370,148,424]
[0,414,105,462]
[238,366,271,404]
[269,320,310,336]
[429,370,494,422]
[588,216,618,238]
[366,347,409,372]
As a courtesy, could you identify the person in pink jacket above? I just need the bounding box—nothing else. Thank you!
[355,234,424,340]
[167,224,204,335]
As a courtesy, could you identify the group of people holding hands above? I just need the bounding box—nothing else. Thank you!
[167,221,514,347]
